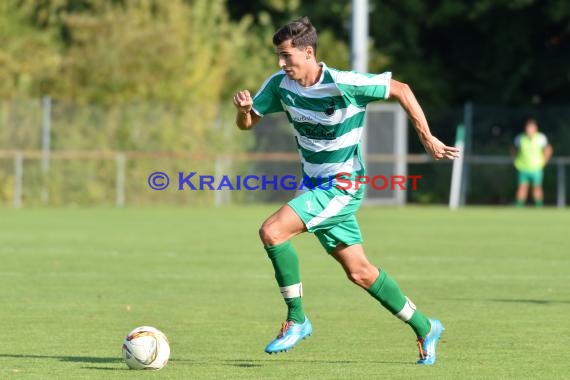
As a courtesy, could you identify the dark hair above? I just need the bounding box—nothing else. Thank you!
[273,16,317,54]
[524,118,539,129]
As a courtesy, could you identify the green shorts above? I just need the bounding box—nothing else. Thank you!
[518,169,543,187]
[288,185,365,254]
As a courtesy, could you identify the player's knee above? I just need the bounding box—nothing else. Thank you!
[346,268,376,288]
[259,221,281,246]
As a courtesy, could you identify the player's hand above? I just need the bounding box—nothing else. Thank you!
[422,135,460,160]
[233,90,253,114]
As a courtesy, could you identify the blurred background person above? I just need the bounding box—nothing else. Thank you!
[511,118,553,207]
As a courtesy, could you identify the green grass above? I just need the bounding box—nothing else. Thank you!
[0,206,569,379]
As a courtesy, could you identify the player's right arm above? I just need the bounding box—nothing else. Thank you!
[233,90,261,130]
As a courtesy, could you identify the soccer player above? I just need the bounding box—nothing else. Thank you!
[232,17,459,365]
[511,118,553,207]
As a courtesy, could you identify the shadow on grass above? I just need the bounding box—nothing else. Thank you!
[443,297,570,305]
[0,354,129,371]
[1,354,411,370]
[223,358,411,367]
[0,354,191,371]
[0,354,121,364]
[224,360,263,368]
[81,366,125,371]
[489,298,570,305]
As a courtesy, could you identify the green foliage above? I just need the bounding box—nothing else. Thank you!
[49,0,232,106]
[316,29,350,69]
[220,13,277,98]
[2,0,258,105]
[369,0,570,106]
[0,2,62,98]
[3,0,570,107]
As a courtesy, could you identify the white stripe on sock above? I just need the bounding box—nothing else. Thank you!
[396,297,416,322]
[279,283,303,299]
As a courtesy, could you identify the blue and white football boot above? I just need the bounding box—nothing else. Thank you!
[264,316,312,354]
[416,318,444,365]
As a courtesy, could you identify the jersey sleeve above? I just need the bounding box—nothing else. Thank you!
[252,73,284,116]
[514,135,521,147]
[333,71,392,107]
[537,133,548,148]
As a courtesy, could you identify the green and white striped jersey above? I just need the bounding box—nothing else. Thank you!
[252,62,391,183]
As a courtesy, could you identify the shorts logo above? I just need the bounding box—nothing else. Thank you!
[305,200,315,213]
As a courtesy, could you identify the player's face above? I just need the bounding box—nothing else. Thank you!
[525,122,538,136]
[275,40,310,81]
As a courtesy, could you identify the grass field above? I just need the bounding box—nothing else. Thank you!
[1,206,569,379]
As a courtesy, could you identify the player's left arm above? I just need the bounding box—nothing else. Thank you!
[388,79,460,160]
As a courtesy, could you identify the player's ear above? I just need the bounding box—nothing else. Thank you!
[304,46,313,60]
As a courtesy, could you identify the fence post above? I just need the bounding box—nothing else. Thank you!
[116,152,126,208]
[557,161,566,208]
[460,101,473,206]
[449,124,465,210]
[14,151,23,208]
[214,156,229,207]
[41,96,51,203]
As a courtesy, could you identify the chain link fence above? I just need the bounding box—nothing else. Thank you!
[0,99,568,207]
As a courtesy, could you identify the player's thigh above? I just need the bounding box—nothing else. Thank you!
[288,186,363,233]
[314,215,363,254]
[531,170,544,187]
[518,170,531,186]
[260,204,306,243]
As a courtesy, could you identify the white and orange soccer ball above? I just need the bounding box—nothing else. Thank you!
[121,326,170,370]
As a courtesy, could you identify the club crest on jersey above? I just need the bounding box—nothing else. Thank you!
[325,99,335,116]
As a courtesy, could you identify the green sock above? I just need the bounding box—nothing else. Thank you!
[535,198,543,207]
[367,269,431,337]
[515,200,525,208]
[265,241,305,324]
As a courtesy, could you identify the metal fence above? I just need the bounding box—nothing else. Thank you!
[2,150,567,208]
[0,98,568,207]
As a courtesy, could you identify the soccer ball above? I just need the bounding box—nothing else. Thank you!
[121,326,170,370]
